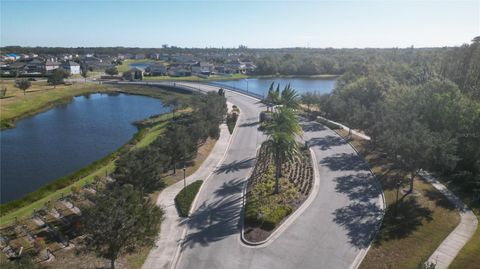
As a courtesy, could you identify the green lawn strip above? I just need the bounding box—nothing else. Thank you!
[449,225,480,269]
[0,113,174,227]
[338,130,460,269]
[0,84,192,220]
[117,59,160,73]
[226,113,238,134]
[0,83,112,129]
[175,181,203,217]
[0,162,114,227]
[143,73,249,81]
[444,185,480,269]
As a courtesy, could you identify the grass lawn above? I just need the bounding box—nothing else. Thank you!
[0,84,193,225]
[0,80,113,129]
[0,82,221,268]
[143,73,249,82]
[175,181,203,217]
[334,130,460,269]
[116,59,162,72]
[0,162,115,227]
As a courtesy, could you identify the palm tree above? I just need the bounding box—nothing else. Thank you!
[280,83,300,109]
[265,82,278,112]
[264,107,302,194]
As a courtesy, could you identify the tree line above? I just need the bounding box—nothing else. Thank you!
[81,91,227,269]
[305,37,480,198]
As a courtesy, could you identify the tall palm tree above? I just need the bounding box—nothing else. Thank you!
[264,107,302,194]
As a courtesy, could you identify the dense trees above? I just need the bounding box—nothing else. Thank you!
[160,124,196,174]
[311,37,480,196]
[112,92,227,192]
[81,185,162,269]
[113,147,167,195]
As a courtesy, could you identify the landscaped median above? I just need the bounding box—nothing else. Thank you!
[226,105,240,134]
[243,142,314,242]
[174,180,203,217]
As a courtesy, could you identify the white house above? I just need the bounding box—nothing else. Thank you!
[45,60,60,72]
[61,61,81,74]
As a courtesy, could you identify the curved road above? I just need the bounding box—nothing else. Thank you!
[166,83,384,269]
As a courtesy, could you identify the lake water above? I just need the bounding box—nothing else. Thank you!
[0,93,169,203]
[129,62,155,70]
[211,77,337,97]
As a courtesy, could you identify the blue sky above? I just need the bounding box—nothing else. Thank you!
[1,0,479,48]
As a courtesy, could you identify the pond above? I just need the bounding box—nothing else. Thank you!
[129,62,155,70]
[0,93,169,203]
[211,77,337,97]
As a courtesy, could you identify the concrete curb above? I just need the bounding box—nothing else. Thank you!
[170,86,257,269]
[239,146,322,248]
[327,129,386,269]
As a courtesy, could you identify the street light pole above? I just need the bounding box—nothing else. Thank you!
[183,166,186,189]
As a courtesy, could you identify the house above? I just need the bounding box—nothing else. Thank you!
[191,62,215,76]
[168,67,191,77]
[145,63,167,76]
[45,60,60,72]
[126,68,143,80]
[61,61,81,75]
[22,58,45,75]
[5,53,20,61]
[225,59,247,74]
[135,54,146,60]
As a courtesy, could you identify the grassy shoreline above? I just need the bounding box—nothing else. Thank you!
[0,84,193,224]
[0,81,113,130]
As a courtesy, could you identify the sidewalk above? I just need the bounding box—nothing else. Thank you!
[141,104,234,269]
[321,118,478,269]
[420,171,478,269]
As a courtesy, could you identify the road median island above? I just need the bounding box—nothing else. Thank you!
[241,142,315,244]
[175,181,203,217]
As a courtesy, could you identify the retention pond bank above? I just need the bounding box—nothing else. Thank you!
[1,93,169,203]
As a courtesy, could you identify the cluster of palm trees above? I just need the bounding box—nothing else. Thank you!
[263,82,302,194]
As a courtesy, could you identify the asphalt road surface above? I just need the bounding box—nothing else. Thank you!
[171,83,383,269]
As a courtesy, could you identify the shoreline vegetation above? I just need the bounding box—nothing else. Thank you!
[0,83,193,225]
[0,85,227,269]
[0,81,114,129]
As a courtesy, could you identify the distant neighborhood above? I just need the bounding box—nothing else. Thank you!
[0,51,257,79]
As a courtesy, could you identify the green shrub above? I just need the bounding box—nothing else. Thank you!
[175,180,203,217]
[245,196,293,231]
[245,199,261,226]
[261,205,292,231]
[227,113,238,134]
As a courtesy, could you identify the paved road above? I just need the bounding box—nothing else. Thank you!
[169,83,383,269]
